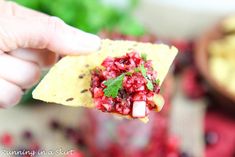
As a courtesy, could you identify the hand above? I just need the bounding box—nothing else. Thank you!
[0,1,101,108]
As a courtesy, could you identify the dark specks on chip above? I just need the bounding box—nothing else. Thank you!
[78,74,85,79]
[66,98,74,102]
[85,64,89,68]
[81,89,88,93]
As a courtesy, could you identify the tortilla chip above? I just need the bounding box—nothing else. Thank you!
[33,39,177,122]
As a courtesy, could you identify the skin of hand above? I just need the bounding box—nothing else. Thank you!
[0,1,101,108]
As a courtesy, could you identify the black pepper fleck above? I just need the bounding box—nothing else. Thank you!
[85,64,89,68]
[78,74,85,79]
[81,89,88,93]
[66,98,74,102]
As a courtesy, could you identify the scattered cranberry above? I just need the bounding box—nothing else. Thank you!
[181,67,206,99]
[64,127,77,139]
[49,119,62,130]
[66,150,84,157]
[204,131,219,146]
[22,130,33,141]
[0,132,13,147]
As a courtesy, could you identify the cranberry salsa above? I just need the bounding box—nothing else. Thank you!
[90,52,161,118]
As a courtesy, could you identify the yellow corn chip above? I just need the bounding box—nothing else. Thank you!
[33,39,177,122]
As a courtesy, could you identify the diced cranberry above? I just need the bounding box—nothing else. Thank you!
[123,107,131,115]
[22,130,34,140]
[93,87,104,98]
[103,104,112,111]
[132,92,147,101]
[90,52,160,118]
[101,57,114,68]
[0,133,13,147]
[49,119,62,131]
[123,73,146,93]
[102,70,117,79]
[115,103,123,114]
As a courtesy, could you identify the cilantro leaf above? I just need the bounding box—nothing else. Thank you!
[146,80,154,91]
[134,68,140,72]
[103,74,125,98]
[155,79,160,85]
[140,64,147,76]
[141,53,147,61]
[140,64,154,91]
[126,72,132,76]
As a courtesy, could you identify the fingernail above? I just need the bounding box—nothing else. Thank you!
[70,28,101,53]
[80,32,101,51]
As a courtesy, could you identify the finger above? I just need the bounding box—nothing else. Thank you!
[0,78,23,108]
[0,53,41,89]
[0,1,47,18]
[9,48,58,68]
[0,16,101,55]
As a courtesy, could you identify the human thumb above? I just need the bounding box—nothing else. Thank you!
[0,16,101,55]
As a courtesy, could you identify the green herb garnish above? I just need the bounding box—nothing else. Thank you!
[103,74,125,98]
[103,63,155,98]
[140,64,154,91]
[146,80,154,91]
[155,79,160,85]
[134,68,140,72]
[126,72,132,76]
[141,53,147,61]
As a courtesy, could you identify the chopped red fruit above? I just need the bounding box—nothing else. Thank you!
[0,133,13,147]
[90,52,160,118]
[182,67,206,99]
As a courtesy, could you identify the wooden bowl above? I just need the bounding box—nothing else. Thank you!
[194,22,235,113]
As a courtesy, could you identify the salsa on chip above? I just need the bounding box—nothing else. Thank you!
[33,39,178,122]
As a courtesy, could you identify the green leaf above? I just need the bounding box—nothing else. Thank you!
[103,74,125,98]
[146,80,154,91]
[126,72,132,76]
[155,79,160,85]
[141,53,147,61]
[140,64,153,91]
[140,64,147,77]
[134,68,140,72]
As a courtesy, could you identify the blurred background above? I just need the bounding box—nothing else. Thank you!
[1,0,235,157]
